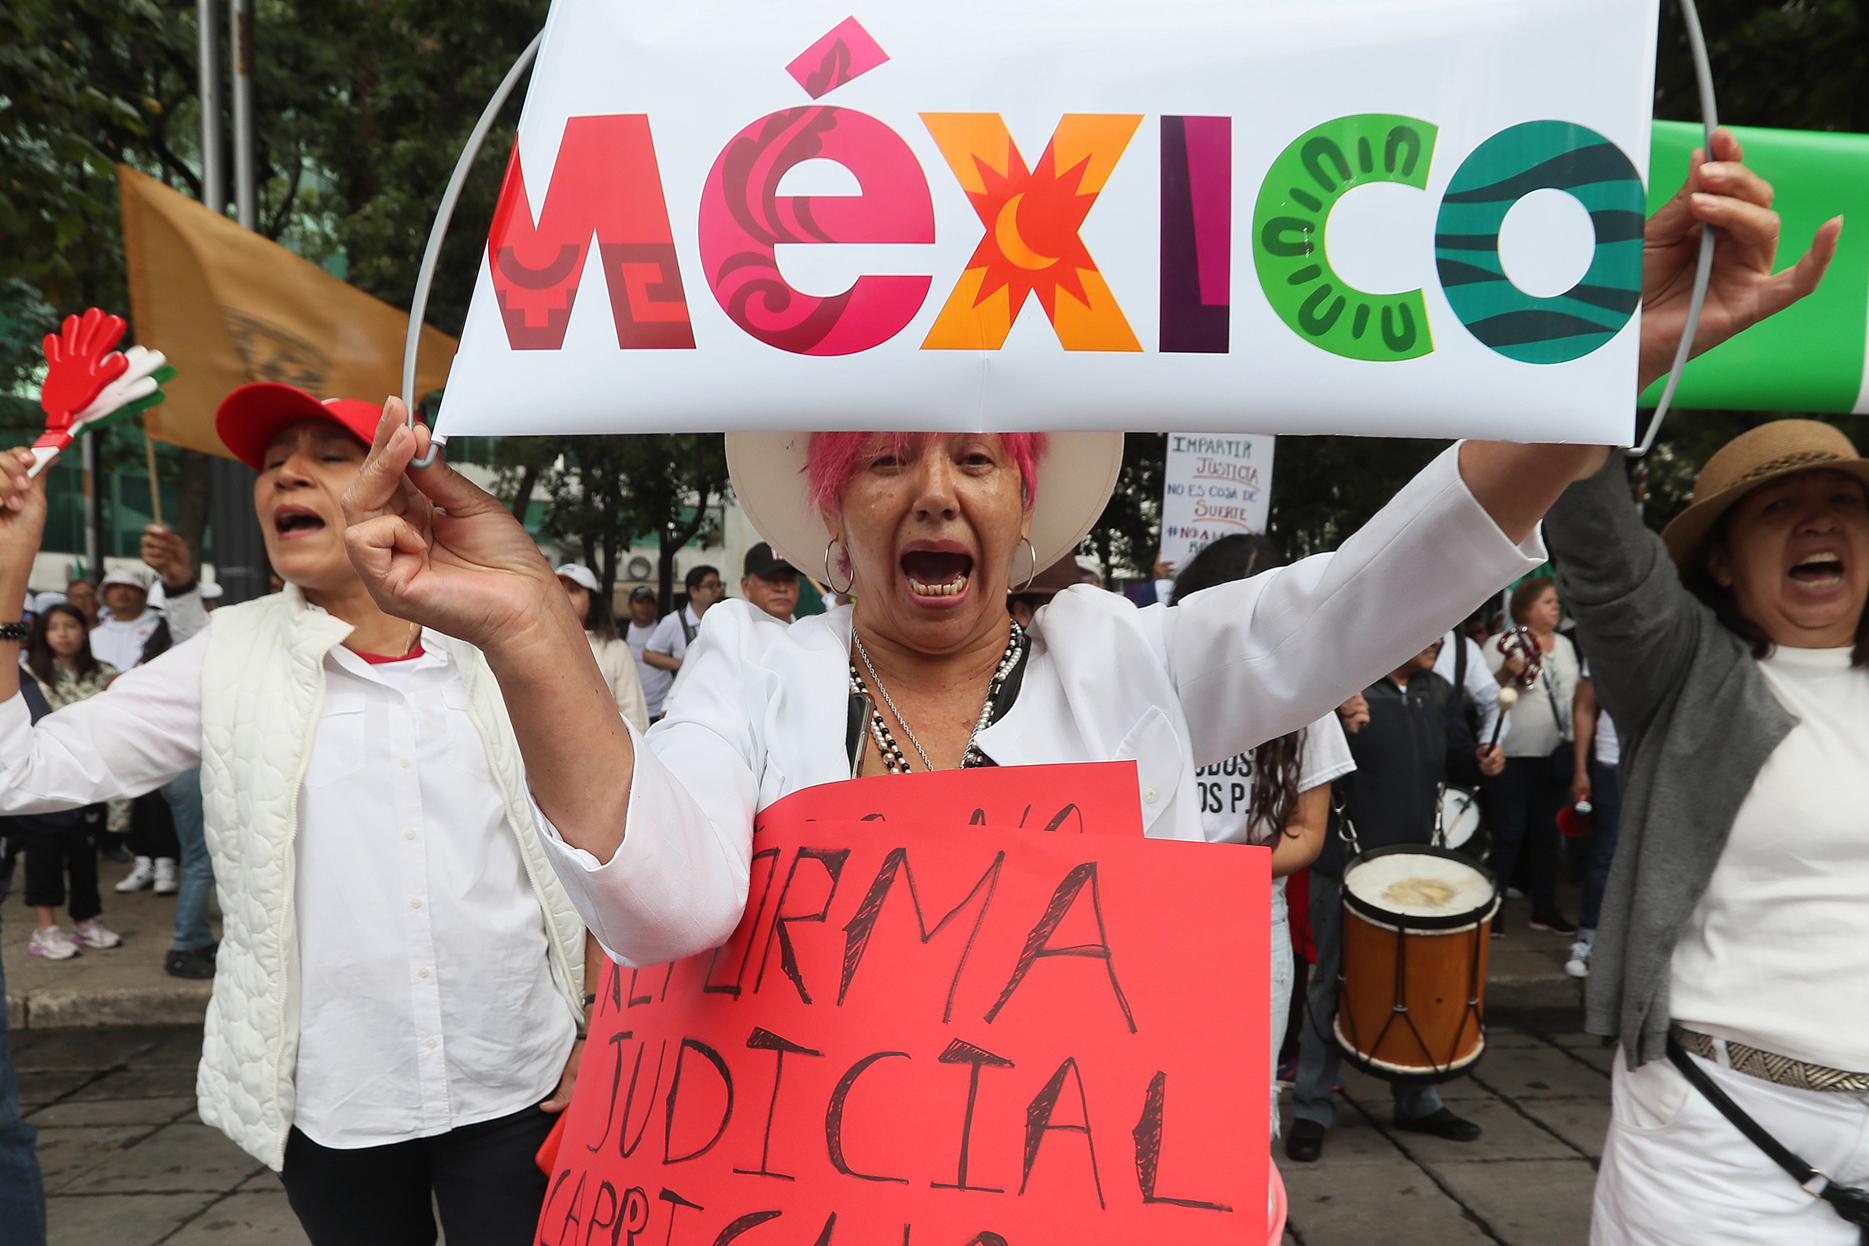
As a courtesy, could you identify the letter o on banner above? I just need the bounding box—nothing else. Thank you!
[1434,120,1645,365]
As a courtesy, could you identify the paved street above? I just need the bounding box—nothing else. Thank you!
[11,1016,1612,1246]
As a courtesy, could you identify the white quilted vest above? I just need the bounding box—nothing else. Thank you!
[195,585,588,1169]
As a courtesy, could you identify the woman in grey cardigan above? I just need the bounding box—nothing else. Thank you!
[1547,418,1869,1245]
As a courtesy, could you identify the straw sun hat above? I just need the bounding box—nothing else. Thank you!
[1661,419,1869,569]
[725,432,1124,584]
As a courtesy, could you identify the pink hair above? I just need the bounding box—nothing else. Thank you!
[805,432,1049,515]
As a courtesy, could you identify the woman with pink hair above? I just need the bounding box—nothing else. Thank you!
[329,138,1828,979]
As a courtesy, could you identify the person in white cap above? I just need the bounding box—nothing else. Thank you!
[553,563,648,733]
[88,567,160,671]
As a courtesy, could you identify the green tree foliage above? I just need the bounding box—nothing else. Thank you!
[476,434,731,612]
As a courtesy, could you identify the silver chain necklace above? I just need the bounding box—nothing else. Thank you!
[850,624,1023,774]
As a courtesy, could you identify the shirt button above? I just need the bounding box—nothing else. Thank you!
[404,829,416,840]
[397,694,406,705]
[426,1038,438,1050]
[398,757,411,768]
[418,967,430,979]
[1142,786,1160,804]
[410,898,422,909]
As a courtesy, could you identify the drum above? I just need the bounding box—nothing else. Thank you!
[1437,785,1488,861]
[1335,845,1499,1081]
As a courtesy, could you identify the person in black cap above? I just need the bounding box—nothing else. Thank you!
[623,585,672,719]
[741,541,800,624]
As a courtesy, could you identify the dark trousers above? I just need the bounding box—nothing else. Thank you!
[0,905,47,1245]
[21,814,103,922]
[125,790,179,861]
[280,1107,555,1246]
[1579,761,1622,930]
[1485,748,1573,920]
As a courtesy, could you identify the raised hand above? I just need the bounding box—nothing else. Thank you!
[40,309,128,430]
[141,524,196,589]
[341,401,571,654]
[1639,128,1842,391]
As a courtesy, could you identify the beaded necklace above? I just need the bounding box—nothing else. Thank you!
[849,622,1024,774]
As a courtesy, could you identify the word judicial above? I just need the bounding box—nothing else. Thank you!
[538,806,1265,1246]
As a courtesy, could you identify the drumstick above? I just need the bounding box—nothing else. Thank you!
[1488,686,1518,749]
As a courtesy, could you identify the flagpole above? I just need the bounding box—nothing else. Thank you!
[197,0,222,214]
[230,0,256,230]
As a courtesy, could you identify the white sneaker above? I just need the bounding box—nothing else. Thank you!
[29,926,81,959]
[152,858,179,895]
[116,856,155,893]
[73,918,123,949]
[1564,928,1596,978]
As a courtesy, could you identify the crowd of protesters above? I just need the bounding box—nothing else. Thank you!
[0,127,1852,1246]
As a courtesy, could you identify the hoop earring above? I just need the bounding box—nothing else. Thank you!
[1016,536,1038,593]
[823,539,856,595]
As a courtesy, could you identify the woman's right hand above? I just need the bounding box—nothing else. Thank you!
[0,446,51,587]
[341,402,569,656]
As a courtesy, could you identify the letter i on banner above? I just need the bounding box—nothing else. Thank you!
[1160,117,1231,354]
[487,115,695,351]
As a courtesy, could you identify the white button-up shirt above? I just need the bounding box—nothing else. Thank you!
[0,626,575,1149]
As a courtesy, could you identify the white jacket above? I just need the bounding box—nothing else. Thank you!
[0,587,588,1168]
[537,445,1545,969]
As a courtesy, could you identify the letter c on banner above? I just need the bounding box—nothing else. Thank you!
[698,106,935,355]
[1434,120,1645,364]
[1252,114,1439,362]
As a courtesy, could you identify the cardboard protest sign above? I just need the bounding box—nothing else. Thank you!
[438,0,1657,447]
[764,762,1144,838]
[539,771,1268,1246]
[1158,433,1276,571]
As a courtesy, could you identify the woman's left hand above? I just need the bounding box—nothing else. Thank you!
[1638,128,1841,392]
[540,1037,585,1114]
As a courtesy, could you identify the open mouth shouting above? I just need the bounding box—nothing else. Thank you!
[1787,549,1847,593]
[901,546,973,603]
[273,503,328,540]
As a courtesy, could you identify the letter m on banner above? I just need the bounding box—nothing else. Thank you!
[488,115,696,351]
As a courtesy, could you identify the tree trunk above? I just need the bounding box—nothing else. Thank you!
[509,462,540,526]
[173,450,213,564]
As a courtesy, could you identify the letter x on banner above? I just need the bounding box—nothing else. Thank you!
[537,762,1270,1246]
[437,0,1659,445]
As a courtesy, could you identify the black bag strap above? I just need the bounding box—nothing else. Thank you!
[1667,1038,1869,1236]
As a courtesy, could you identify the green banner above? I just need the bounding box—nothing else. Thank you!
[1639,120,1869,414]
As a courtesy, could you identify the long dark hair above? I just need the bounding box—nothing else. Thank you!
[1687,507,1869,667]
[26,602,100,686]
[582,589,619,642]
[1170,535,1308,840]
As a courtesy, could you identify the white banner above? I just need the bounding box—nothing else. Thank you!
[1159,433,1276,570]
[437,0,1659,444]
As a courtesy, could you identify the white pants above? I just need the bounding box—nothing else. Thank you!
[1594,1042,1869,1245]
[1269,877,1292,1138]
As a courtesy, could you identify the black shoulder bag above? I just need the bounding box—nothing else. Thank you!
[1667,1038,1869,1240]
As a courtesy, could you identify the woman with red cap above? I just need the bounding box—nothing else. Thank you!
[0,383,600,1246]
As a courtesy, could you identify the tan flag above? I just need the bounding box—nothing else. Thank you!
[117,164,457,458]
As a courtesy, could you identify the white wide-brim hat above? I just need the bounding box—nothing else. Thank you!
[726,431,1126,581]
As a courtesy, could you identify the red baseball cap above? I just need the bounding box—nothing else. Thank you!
[215,382,385,471]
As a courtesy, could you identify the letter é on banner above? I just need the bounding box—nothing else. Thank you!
[1160,117,1231,354]
[698,106,935,356]
[921,114,1143,352]
[487,115,695,351]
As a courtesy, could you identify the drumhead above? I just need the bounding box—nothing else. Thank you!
[1439,786,1482,850]
[1342,844,1498,930]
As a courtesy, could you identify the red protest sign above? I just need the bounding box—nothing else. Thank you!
[539,767,1268,1246]
[760,761,1145,838]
